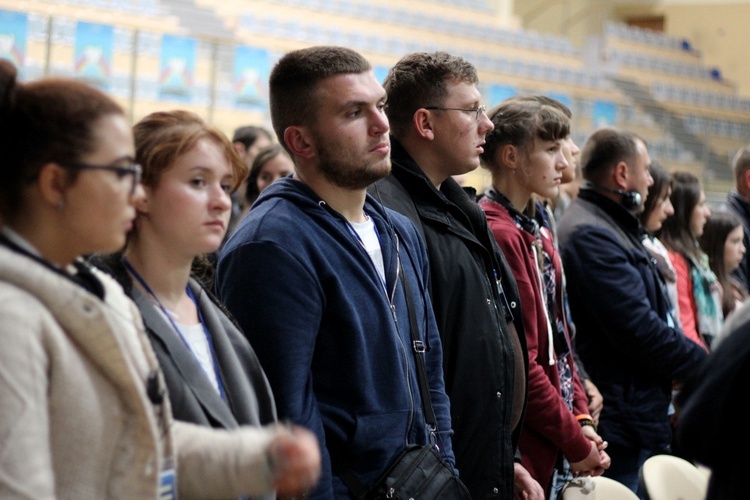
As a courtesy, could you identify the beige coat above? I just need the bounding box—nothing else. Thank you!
[0,244,279,499]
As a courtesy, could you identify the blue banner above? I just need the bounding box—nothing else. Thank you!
[159,34,196,101]
[0,10,27,66]
[488,85,516,107]
[233,45,269,108]
[546,92,572,109]
[74,21,113,88]
[374,65,389,85]
[593,100,617,127]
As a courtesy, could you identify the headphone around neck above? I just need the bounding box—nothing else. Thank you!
[583,182,642,210]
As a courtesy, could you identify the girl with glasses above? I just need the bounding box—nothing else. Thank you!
[0,60,320,499]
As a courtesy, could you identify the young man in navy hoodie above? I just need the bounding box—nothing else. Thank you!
[216,46,456,499]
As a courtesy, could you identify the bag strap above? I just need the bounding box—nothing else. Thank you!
[338,271,438,499]
[400,271,438,433]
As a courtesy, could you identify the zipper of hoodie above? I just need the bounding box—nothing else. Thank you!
[389,235,417,442]
[359,217,416,441]
[319,200,417,441]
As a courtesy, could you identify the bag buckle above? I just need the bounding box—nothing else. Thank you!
[412,340,425,353]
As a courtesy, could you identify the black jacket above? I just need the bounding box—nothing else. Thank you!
[370,138,528,499]
[557,190,707,450]
[723,190,750,292]
[676,304,750,500]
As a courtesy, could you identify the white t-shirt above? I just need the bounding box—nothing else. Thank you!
[350,217,385,285]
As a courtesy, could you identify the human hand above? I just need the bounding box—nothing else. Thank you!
[268,425,321,497]
[585,379,603,423]
[569,440,610,477]
[513,462,545,500]
[580,425,607,452]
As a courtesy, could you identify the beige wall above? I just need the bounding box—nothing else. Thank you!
[658,2,750,97]
[513,0,619,46]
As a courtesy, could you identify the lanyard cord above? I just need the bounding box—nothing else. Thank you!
[122,257,225,400]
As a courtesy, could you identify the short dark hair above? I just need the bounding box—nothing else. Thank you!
[384,51,478,138]
[232,125,273,149]
[0,58,124,218]
[640,161,672,228]
[580,127,643,184]
[269,46,371,155]
[480,95,570,171]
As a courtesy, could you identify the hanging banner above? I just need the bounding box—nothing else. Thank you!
[593,100,617,127]
[488,85,516,107]
[159,34,196,101]
[546,92,572,109]
[374,65,389,84]
[74,21,113,88]
[233,45,269,108]
[0,10,27,67]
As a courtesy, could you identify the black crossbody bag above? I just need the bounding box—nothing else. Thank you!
[341,274,472,500]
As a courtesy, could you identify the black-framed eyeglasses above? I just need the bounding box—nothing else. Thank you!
[60,161,142,195]
[424,104,487,122]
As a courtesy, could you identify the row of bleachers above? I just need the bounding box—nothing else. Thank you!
[234,12,597,91]
[7,0,179,31]
[275,0,493,14]
[651,81,750,115]
[606,47,720,82]
[684,114,750,140]
[604,20,698,56]
[650,82,750,115]
[51,0,162,16]
[247,0,577,57]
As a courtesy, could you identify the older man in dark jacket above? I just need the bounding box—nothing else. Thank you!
[721,144,750,291]
[371,51,539,499]
[557,127,708,495]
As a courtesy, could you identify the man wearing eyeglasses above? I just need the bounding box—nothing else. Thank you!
[370,51,544,499]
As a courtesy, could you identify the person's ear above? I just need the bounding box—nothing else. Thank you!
[37,162,69,210]
[500,144,519,172]
[413,108,435,141]
[742,169,750,192]
[134,185,150,215]
[613,161,629,190]
[283,126,315,160]
[233,142,246,157]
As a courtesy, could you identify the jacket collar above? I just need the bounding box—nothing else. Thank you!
[0,245,157,413]
[728,189,750,217]
[132,282,239,429]
[578,187,643,237]
[389,137,479,226]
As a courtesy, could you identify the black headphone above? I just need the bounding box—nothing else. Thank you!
[584,182,642,211]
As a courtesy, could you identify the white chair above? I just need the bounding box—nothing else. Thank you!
[638,454,709,500]
[561,476,640,500]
